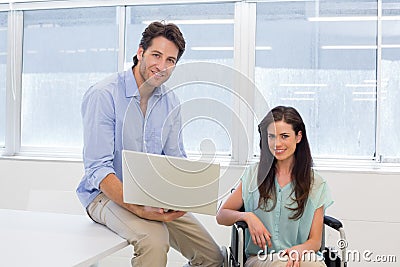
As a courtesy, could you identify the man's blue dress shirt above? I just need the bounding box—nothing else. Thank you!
[76,68,186,208]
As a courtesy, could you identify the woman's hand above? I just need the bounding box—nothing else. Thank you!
[283,248,300,267]
[244,212,272,249]
[282,245,306,267]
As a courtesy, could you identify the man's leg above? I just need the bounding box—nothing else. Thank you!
[166,213,224,267]
[87,193,170,267]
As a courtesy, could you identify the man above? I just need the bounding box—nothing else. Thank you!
[76,21,224,266]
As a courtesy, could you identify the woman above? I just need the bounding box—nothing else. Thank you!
[216,106,333,267]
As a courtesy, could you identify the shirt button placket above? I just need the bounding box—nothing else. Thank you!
[275,188,282,238]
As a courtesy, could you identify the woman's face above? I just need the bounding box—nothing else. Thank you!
[266,120,302,163]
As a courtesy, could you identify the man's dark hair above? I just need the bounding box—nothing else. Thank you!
[133,21,186,66]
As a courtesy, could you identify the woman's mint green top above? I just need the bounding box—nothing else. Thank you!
[241,163,333,257]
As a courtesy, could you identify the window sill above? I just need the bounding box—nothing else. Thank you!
[1,153,400,174]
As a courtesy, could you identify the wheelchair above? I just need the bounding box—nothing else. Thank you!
[228,214,347,267]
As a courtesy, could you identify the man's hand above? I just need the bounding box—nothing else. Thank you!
[135,206,186,222]
[99,175,186,222]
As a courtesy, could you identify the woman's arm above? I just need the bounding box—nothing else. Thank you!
[292,206,324,253]
[284,206,324,266]
[216,182,245,226]
[216,182,272,249]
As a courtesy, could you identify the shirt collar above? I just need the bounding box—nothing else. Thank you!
[275,177,292,191]
[124,67,165,98]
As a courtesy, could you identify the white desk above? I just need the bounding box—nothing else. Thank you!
[0,209,129,267]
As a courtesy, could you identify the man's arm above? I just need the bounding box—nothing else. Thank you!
[163,98,186,157]
[99,173,185,222]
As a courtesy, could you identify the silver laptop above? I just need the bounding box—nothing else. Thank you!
[122,150,220,216]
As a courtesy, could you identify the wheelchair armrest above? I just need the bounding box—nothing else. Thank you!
[324,215,343,231]
[231,221,248,266]
[236,217,342,231]
[237,217,343,229]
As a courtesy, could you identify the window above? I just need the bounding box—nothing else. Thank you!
[381,0,400,162]
[0,12,6,147]
[125,3,235,155]
[255,0,377,159]
[21,7,118,152]
[0,0,399,166]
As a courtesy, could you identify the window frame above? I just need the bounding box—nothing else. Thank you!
[0,10,9,149]
[0,0,399,172]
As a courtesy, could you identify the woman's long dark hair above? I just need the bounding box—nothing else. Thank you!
[257,106,313,220]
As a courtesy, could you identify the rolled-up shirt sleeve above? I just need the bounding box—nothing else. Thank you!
[82,86,116,190]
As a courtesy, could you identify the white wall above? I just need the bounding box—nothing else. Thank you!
[318,169,400,267]
[0,158,399,266]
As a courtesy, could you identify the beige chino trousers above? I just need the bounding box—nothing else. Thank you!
[87,192,223,267]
